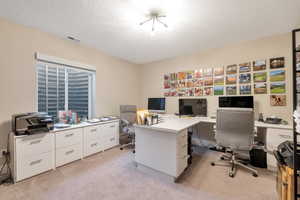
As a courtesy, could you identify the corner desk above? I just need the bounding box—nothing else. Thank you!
[134,115,293,180]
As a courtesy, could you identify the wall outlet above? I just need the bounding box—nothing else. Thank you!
[0,149,7,158]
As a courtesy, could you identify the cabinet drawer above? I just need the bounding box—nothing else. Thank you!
[56,143,82,167]
[102,136,118,150]
[84,126,99,142]
[267,152,277,171]
[16,133,53,157]
[17,151,53,181]
[177,131,188,146]
[177,142,188,157]
[177,155,188,176]
[85,140,102,157]
[266,129,293,151]
[56,129,83,149]
[100,122,119,137]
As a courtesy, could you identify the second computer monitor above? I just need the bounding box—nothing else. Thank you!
[179,98,207,117]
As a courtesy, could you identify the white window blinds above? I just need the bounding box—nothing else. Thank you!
[37,62,95,121]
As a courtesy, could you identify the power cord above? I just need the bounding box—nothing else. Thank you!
[0,133,12,184]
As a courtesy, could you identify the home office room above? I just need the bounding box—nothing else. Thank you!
[0,1,300,200]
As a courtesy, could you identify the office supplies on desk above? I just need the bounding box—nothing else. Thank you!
[265,116,283,124]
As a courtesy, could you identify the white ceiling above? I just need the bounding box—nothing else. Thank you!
[1,0,300,64]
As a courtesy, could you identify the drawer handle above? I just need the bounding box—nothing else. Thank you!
[65,150,74,155]
[279,135,291,139]
[91,129,97,132]
[30,140,42,145]
[30,159,42,165]
[65,133,74,137]
[110,138,115,141]
[91,142,98,147]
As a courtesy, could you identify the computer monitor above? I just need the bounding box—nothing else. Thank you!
[148,98,166,113]
[219,96,254,109]
[179,99,207,116]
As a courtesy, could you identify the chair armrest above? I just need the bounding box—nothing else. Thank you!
[120,119,131,126]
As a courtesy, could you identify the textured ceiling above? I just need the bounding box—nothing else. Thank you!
[0,0,300,64]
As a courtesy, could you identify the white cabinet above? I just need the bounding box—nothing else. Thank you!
[83,121,119,157]
[11,133,54,182]
[266,128,293,171]
[100,122,119,151]
[10,120,120,182]
[55,128,83,167]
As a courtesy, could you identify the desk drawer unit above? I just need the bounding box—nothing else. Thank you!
[17,151,53,181]
[56,129,83,149]
[16,133,53,157]
[177,155,188,176]
[56,143,82,167]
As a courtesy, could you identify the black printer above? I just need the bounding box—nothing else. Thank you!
[274,141,300,169]
[12,112,54,136]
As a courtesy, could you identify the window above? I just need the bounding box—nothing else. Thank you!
[37,61,95,121]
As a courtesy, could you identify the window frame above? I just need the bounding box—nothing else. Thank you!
[35,59,96,120]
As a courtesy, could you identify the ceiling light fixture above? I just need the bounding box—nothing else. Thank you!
[139,11,168,35]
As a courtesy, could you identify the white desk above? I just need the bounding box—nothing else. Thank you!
[134,115,293,179]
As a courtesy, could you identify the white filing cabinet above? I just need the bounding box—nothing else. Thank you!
[10,120,120,182]
[266,128,293,171]
[10,133,54,182]
[100,122,119,151]
[83,121,119,157]
[55,128,83,167]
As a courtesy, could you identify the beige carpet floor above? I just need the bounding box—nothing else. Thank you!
[0,147,277,200]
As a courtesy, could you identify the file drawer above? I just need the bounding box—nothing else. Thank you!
[56,143,82,167]
[16,133,53,157]
[177,131,188,146]
[85,140,102,156]
[177,155,188,176]
[102,136,117,150]
[17,151,53,181]
[56,129,83,149]
[177,142,188,157]
[84,126,99,142]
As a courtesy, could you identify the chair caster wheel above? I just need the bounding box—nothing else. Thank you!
[133,150,136,153]
[211,162,215,166]
[220,157,225,160]
[120,147,123,150]
[252,173,258,177]
[229,173,234,178]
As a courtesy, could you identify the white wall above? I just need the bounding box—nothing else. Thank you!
[139,33,293,123]
[0,18,141,157]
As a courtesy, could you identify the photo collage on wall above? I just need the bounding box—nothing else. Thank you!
[163,57,287,106]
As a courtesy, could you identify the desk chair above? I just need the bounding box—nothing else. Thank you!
[119,105,137,153]
[211,108,258,178]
